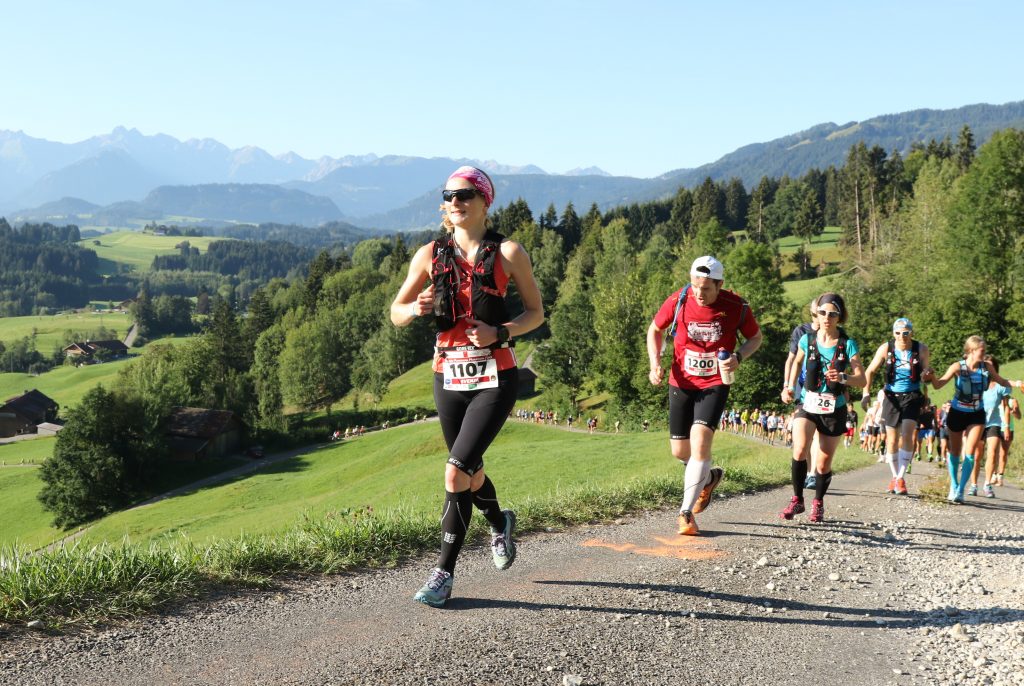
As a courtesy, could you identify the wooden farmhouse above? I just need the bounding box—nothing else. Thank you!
[0,389,60,438]
[63,339,130,364]
[165,407,246,461]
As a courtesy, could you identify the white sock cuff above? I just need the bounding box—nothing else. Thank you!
[681,458,712,512]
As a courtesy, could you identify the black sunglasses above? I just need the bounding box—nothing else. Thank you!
[895,331,911,337]
[442,188,480,202]
[817,309,840,318]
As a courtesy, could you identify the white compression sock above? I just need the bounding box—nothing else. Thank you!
[886,453,899,477]
[896,449,913,479]
[680,458,712,513]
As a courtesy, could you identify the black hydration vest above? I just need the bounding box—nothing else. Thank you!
[805,332,850,395]
[885,339,922,385]
[431,230,510,333]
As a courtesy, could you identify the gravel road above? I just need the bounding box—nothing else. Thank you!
[2,458,1022,686]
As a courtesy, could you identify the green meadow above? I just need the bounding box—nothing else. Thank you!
[0,467,64,549]
[79,231,226,272]
[0,335,194,407]
[68,422,874,549]
[0,436,55,465]
[0,312,133,349]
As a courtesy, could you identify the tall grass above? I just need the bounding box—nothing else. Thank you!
[0,475,680,626]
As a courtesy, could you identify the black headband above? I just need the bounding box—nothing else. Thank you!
[817,294,843,314]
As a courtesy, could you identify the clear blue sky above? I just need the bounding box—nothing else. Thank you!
[5,1,1022,178]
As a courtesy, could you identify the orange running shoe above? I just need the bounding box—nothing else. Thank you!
[692,466,724,514]
[887,478,897,494]
[677,510,699,535]
[896,478,908,495]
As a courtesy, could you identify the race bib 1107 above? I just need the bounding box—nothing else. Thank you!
[443,348,498,391]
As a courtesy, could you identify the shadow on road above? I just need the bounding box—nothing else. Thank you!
[451,579,1024,630]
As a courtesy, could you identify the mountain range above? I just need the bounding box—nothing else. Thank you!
[4,100,1023,230]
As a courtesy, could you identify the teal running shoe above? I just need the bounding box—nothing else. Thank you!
[413,568,453,607]
[491,510,517,570]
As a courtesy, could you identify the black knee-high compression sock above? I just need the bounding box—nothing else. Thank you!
[792,459,808,499]
[814,471,833,501]
[437,489,473,574]
[471,476,507,531]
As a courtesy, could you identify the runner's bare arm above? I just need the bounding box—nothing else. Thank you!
[838,353,867,389]
[781,347,805,403]
[465,240,544,347]
[985,360,1016,389]
[927,361,962,390]
[390,244,434,326]
[500,240,544,337]
[647,320,666,385]
[860,343,887,399]
[919,343,935,382]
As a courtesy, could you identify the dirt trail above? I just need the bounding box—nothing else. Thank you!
[4,459,1022,685]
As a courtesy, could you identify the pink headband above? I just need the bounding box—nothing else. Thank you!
[447,166,494,206]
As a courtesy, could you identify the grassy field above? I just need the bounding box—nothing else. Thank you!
[0,468,64,548]
[67,422,875,548]
[0,358,132,408]
[782,274,835,309]
[0,312,133,349]
[80,231,226,273]
[776,225,842,254]
[0,335,195,408]
[0,436,55,465]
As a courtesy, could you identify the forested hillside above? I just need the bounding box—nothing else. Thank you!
[29,123,1024,531]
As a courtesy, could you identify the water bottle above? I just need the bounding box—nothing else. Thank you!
[718,349,735,385]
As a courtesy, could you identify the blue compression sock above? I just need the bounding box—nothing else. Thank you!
[957,455,975,500]
[947,455,961,499]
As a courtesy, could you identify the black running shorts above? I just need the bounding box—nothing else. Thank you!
[433,368,519,476]
[946,407,986,433]
[795,405,849,437]
[669,384,730,440]
[880,390,924,429]
[983,425,1003,440]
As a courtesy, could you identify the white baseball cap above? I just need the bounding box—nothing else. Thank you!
[690,255,724,280]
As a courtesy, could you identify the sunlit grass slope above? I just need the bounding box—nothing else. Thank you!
[0,336,194,408]
[78,422,875,548]
[0,436,55,465]
[0,312,133,349]
[0,468,63,548]
[79,231,225,272]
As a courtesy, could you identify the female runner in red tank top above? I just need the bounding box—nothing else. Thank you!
[390,166,544,607]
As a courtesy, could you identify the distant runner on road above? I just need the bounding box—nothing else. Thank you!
[647,255,762,536]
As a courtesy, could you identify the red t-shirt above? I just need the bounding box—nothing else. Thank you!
[432,252,518,373]
[652,287,760,390]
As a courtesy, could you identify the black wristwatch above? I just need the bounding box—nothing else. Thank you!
[495,325,511,344]
[735,351,743,364]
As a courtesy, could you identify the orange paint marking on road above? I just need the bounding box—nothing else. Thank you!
[582,534,727,560]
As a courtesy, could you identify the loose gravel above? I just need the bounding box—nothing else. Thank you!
[1,459,1021,685]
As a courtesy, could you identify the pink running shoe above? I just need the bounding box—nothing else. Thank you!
[809,498,825,523]
[780,496,805,520]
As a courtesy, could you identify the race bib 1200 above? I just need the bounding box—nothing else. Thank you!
[684,349,719,377]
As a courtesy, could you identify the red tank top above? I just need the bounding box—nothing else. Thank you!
[432,252,518,373]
